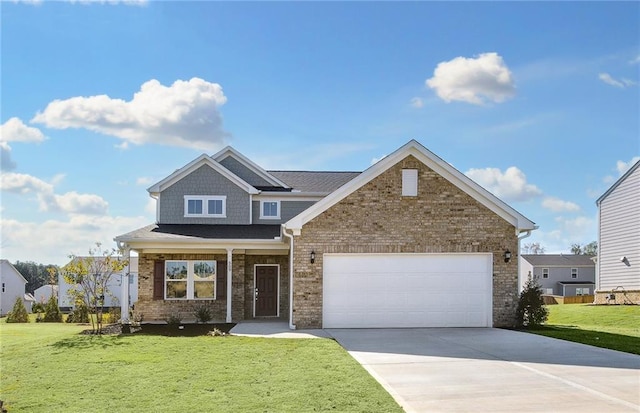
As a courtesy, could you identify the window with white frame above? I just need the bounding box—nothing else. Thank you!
[576,287,590,296]
[184,196,226,218]
[260,200,280,219]
[1,282,4,293]
[544,288,553,295]
[165,260,216,299]
[402,169,418,196]
[542,268,549,279]
[571,268,578,279]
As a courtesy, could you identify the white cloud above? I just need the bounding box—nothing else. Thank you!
[1,142,17,171]
[426,52,515,105]
[370,155,386,165]
[555,216,596,242]
[465,166,542,202]
[136,177,153,186]
[542,197,580,213]
[410,97,424,108]
[66,0,147,4]
[616,156,640,175]
[145,198,156,216]
[0,172,108,215]
[599,73,637,89]
[32,78,228,151]
[1,117,46,143]
[1,215,149,266]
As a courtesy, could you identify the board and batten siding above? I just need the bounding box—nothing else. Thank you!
[598,164,640,291]
[158,165,251,225]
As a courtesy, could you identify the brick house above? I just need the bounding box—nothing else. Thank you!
[115,140,536,329]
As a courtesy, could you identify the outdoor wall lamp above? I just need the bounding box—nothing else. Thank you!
[310,250,316,264]
[504,250,512,263]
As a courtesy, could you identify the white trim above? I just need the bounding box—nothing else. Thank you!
[260,200,281,220]
[542,268,549,279]
[211,146,290,189]
[253,264,280,318]
[571,268,578,279]
[183,195,227,218]
[226,249,233,323]
[285,140,536,233]
[402,169,418,196]
[164,260,217,300]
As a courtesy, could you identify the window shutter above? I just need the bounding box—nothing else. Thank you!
[402,169,418,196]
[217,260,227,300]
[153,260,165,300]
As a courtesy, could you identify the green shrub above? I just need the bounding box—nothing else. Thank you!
[32,302,46,313]
[6,297,29,323]
[66,303,90,323]
[194,305,212,324]
[106,307,121,324]
[165,313,182,327]
[43,294,63,322]
[516,275,548,328]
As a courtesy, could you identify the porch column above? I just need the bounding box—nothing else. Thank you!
[120,247,131,324]
[226,248,233,323]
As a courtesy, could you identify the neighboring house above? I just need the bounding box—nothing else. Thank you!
[58,257,138,310]
[595,159,640,305]
[115,140,537,329]
[519,254,595,296]
[0,259,31,316]
[33,284,59,305]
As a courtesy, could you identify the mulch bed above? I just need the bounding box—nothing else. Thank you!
[81,323,236,337]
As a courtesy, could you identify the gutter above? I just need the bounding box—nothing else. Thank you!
[282,225,296,330]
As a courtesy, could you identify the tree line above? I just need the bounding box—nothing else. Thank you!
[521,241,597,256]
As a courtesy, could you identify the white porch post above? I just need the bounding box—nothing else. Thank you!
[226,248,233,323]
[120,247,131,324]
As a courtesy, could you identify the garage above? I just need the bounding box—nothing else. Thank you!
[322,253,493,328]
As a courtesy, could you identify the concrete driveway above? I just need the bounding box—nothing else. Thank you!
[327,328,640,413]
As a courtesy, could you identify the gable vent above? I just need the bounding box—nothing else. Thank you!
[402,169,418,196]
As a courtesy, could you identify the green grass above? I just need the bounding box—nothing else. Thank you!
[0,322,403,413]
[526,304,640,355]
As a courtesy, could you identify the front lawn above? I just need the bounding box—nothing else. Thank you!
[527,304,640,355]
[0,322,403,412]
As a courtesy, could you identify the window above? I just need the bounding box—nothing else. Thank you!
[402,169,418,196]
[165,260,216,300]
[544,288,553,295]
[1,282,4,293]
[576,287,590,296]
[542,268,549,279]
[571,268,578,279]
[184,196,226,218]
[260,200,280,219]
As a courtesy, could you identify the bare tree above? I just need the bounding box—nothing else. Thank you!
[522,242,545,255]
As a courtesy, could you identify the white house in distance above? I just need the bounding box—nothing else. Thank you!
[58,257,139,310]
[33,284,59,305]
[0,259,32,316]
[595,160,640,305]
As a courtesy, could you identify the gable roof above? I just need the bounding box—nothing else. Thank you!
[269,171,361,193]
[521,254,596,267]
[147,154,259,195]
[596,159,640,206]
[0,259,28,284]
[284,140,536,233]
[212,146,290,189]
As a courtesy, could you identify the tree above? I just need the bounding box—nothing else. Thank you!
[522,242,545,255]
[516,274,548,328]
[12,261,59,294]
[570,241,597,256]
[62,243,128,334]
[6,297,29,323]
[43,293,63,322]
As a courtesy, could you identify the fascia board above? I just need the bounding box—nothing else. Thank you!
[147,154,258,195]
[122,239,289,251]
[285,139,536,232]
[212,146,290,189]
[596,159,640,206]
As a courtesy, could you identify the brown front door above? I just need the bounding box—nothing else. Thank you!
[255,266,278,317]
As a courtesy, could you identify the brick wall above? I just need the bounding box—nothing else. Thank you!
[594,290,640,305]
[292,155,520,328]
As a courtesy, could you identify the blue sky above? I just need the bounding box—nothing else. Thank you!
[1,1,639,266]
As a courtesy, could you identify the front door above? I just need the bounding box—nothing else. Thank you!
[255,265,278,317]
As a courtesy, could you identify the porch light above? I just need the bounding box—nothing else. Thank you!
[310,250,316,264]
[504,250,512,263]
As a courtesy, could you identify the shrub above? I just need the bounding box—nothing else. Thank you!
[516,275,548,328]
[194,305,212,324]
[43,294,63,322]
[66,303,90,323]
[165,313,182,327]
[106,307,121,324]
[32,301,46,313]
[6,297,29,323]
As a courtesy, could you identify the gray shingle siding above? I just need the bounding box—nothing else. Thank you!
[219,157,273,188]
[252,200,316,224]
[159,165,250,225]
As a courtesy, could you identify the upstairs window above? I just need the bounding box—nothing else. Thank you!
[542,268,549,279]
[184,196,226,218]
[260,200,280,219]
[402,169,418,196]
[571,268,578,279]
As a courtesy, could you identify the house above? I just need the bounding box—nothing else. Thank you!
[33,284,59,306]
[115,140,536,329]
[595,159,640,305]
[519,254,595,296]
[58,257,138,310]
[0,259,31,316]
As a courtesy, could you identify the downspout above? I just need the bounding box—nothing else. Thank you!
[516,228,534,294]
[282,225,296,330]
[116,241,130,324]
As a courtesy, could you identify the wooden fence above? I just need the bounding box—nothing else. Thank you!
[542,295,595,305]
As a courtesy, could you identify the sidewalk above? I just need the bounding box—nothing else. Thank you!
[229,320,331,338]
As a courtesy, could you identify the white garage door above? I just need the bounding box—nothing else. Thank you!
[323,253,493,328]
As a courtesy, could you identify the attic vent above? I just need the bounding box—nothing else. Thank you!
[402,169,418,196]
